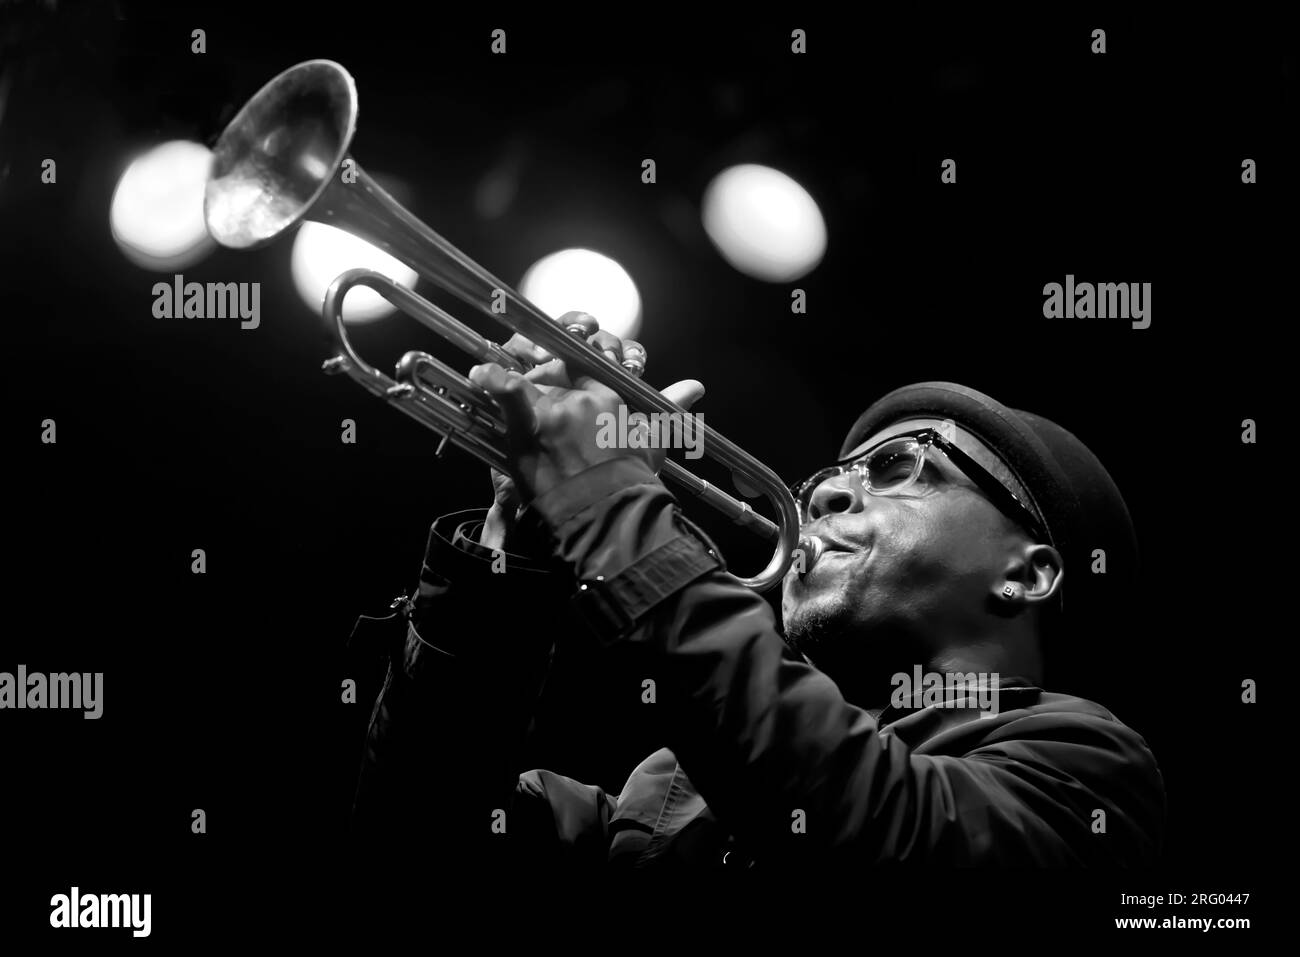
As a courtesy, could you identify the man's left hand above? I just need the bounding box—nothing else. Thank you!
[467,319,704,503]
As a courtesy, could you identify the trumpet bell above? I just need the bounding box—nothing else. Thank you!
[205,60,358,250]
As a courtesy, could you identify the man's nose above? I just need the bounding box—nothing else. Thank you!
[807,473,864,521]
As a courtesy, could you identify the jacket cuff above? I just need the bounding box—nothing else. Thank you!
[519,458,724,645]
[408,508,554,659]
[571,532,721,646]
[417,508,550,593]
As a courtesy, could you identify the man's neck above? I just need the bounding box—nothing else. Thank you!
[931,633,1042,687]
[806,625,1041,712]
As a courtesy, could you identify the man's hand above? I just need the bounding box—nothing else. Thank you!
[479,469,520,552]
[479,313,621,549]
[469,311,704,513]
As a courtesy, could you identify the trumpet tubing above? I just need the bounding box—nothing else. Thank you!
[204,59,806,591]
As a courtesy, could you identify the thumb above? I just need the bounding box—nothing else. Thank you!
[490,467,520,507]
[661,378,706,412]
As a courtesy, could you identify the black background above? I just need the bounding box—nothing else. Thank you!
[1,2,1288,941]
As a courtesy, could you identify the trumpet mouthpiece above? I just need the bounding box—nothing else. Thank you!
[798,536,823,577]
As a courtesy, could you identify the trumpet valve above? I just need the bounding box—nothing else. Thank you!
[622,342,647,379]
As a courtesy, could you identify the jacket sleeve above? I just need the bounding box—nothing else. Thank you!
[511,768,619,869]
[522,457,1165,867]
[351,508,581,867]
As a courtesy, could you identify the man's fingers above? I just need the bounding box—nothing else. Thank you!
[501,333,552,368]
[655,379,706,456]
[572,376,623,405]
[557,311,599,338]
[489,467,521,508]
[496,379,540,444]
[621,340,647,378]
[587,330,623,365]
[523,356,570,387]
[469,363,542,441]
[661,378,706,411]
[524,328,628,384]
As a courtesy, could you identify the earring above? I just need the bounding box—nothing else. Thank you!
[1000,582,1025,601]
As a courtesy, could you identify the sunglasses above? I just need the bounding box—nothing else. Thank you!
[790,428,1049,543]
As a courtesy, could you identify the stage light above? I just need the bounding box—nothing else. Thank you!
[110,140,216,271]
[519,248,642,339]
[701,163,826,282]
[290,221,419,324]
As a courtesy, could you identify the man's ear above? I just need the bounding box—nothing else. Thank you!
[1019,544,1063,604]
[994,544,1064,610]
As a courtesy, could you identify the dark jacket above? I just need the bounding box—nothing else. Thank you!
[351,459,1165,870]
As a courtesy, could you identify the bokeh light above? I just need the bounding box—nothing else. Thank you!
[110,140,216,271]
[519,248,642,339]
[701,163,826,282]
[290,222,419,324]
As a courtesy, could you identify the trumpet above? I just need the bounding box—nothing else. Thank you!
[203,59,815,591]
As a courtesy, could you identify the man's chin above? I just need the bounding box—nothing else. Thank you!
[782,590,852,658]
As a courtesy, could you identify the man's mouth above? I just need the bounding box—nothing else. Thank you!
[809,531,858,555]
[794,532,867,580]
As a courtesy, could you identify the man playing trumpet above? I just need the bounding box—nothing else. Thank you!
[351,312,1164,871]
